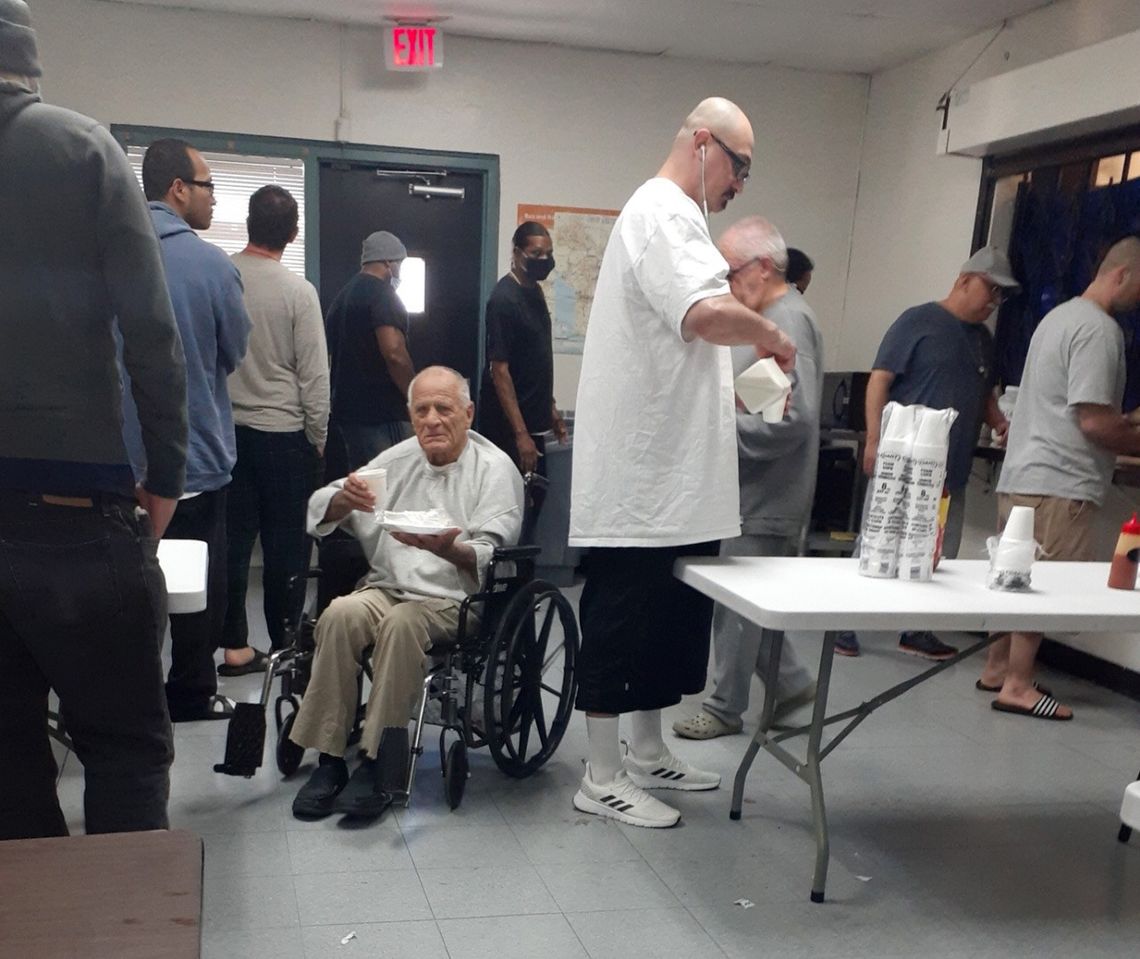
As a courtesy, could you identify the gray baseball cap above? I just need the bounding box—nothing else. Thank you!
[361,230,407,265]
[0,0,42,78]
[960,246,1019,289]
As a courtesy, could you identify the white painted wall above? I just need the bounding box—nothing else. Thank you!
[31,0,867,409]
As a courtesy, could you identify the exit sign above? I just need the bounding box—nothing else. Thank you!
[384,25,443,71]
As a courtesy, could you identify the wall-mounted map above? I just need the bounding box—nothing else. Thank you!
[517,204,619,355]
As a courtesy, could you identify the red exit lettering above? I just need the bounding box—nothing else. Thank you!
[391,27,436,68]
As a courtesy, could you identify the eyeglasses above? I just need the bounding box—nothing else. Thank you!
[184,178,215,193]
[709,133,751,182]
[974,275,1008,303]
[726,256,764,280]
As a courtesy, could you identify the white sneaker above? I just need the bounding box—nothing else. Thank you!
[624,748,721,792]
[573,764,681,828]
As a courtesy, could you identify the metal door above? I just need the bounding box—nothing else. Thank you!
[318,161,487,383]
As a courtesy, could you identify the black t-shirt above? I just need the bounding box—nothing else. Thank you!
[325,273,410,425]
[480,274,554,440]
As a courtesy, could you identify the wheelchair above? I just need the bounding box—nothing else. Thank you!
[215,474,579,810]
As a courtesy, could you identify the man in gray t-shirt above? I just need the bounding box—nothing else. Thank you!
[979,236,1140,721]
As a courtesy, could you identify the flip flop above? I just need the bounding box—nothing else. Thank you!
[975,679,1053,697]
[218,649,270,677]
[991,692,1072,721]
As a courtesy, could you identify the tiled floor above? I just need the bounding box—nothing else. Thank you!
[55,584,1140,958]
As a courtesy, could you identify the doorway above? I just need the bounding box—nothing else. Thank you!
[318,162,488,385]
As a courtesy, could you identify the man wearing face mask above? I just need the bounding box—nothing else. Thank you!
[479,221,569,480]
[325,231,416,472]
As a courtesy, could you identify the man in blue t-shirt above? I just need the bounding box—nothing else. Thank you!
[842,248,1018,660]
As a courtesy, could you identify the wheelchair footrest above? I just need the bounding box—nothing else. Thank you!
[213,703,267,778]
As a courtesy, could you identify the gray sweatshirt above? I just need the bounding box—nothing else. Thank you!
[0,80,187,497]
[308,431,523,600]
[730,287,824,538]
[229,252,330,447]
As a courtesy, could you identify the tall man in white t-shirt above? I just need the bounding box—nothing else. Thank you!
[981,236,1140,721]
[569,97,796,828]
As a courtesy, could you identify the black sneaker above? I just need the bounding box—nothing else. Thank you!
[899,630,958,661]
[333,759,392,819]
[834,631,861,657]
[292,756,348,820]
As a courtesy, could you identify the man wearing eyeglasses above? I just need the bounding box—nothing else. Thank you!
[673,216,823,741]
[569,98,796,829]
[847,247,1017,661]
[122,137,251,722]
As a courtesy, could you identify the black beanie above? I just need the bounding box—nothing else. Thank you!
[0,0,42,78]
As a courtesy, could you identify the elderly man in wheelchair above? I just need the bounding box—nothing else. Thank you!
[289,365,523,821]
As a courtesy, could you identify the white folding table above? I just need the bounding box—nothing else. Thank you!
[674,556,1140,902]
[157,538,209,614]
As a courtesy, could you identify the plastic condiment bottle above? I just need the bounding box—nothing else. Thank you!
[1107,513,1140,590]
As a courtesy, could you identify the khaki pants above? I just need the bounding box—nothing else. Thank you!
[997,493,1097,562]
[289,587,466,758]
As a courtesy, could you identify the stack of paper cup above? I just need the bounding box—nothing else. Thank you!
[355,467,387,511]
[987,504,1037,590]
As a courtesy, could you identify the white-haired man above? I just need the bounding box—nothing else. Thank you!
[289,366,522,820]
[674,216,823,740]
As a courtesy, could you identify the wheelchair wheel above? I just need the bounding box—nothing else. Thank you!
[276,709,304,778]
[483,579,578,778]
[444,740,468,810]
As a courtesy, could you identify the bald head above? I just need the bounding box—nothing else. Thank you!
[678,97,752,144]
[660,97,754,214]
[1098,236,1140,277]
[1086,235,1140,314]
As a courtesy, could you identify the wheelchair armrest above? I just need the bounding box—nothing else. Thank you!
[491,545,541,562]
[286,567,323,604]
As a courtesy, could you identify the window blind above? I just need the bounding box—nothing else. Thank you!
[125,147,307,278]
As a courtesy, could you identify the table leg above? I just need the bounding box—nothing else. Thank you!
[730,628,785,820]
[808,630,836,903]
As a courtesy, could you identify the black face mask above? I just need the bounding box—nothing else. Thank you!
[523,256,555,282]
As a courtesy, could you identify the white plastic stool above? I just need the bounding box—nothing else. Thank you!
[1119,778,1140,843]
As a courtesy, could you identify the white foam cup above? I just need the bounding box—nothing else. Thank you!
[354,467,387,509]
[734,358,791,416]
[1002,505,1035,543]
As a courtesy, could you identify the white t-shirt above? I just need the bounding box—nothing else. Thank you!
[569,177,739,547]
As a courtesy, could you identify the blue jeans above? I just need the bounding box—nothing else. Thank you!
[223,427,321,650]
[0,492,173,838]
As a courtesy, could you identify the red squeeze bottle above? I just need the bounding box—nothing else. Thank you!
[1107,513,1140,590]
